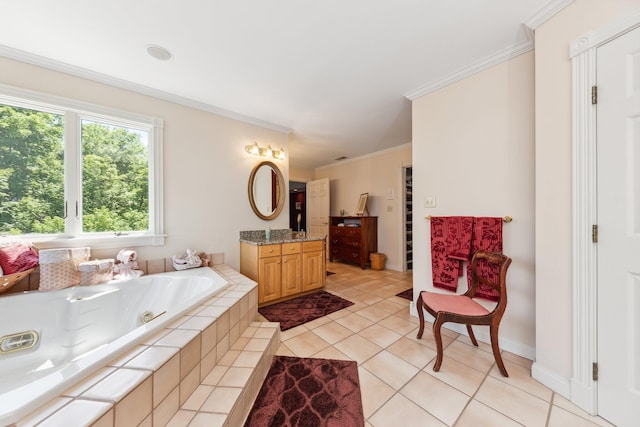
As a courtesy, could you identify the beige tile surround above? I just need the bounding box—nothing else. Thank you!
[15,258,280,427]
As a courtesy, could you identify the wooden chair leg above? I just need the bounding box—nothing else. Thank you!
[432,316,445,372]
[416,292,425,339]
[490,323,508,377]
[466,324,479,346]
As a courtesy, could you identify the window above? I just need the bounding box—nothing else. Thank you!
[0,85,164,248]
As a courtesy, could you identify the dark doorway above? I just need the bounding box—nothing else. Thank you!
[289,181,306,232]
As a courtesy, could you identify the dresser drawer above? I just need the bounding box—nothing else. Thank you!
[258,244,281,258]
[331,247,361,262]
[331,236,360,248]
[281,242,302,255]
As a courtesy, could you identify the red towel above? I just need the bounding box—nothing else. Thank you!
[466,217,503,301]
[445,216,474,277]
[430,217,461,291]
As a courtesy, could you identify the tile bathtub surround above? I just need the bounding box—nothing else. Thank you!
[16,262,268,427]
[6,252,227,293]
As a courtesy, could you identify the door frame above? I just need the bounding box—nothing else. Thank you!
[570,9,640,414]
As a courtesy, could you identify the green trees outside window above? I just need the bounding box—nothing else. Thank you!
[0,105,150,235]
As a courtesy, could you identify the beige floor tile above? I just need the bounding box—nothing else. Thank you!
[489,359,553,401]
[369,299,406,314]
[442,340,497,374]
[358,324,403,348]
[378,314,420,335]
[333,334,383,364]
[280,324,308,341]
[548,406,602,427]
[275,342,296,356]
[312,346,352,361]
[362,350,419,390]
[386,337,437,369]
[475,376,550,427]
[335,312,375,332]
[423,357,486,396]
[400,371,470,425]
[456,400,522,427]
[282,330,331,357]
[502,350,533,369]
[311,321,354,344]
[355,305,393,323]
[552,395,616,427]
[369,393,446,427]
[357,367,396,418]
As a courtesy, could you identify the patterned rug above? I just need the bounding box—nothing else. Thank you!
[259,291,354,331]
[244,356,364,427]
[396,288,413,301]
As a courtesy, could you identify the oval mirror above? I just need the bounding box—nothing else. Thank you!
[248,161,285,220]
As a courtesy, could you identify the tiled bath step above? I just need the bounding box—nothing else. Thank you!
[14,264,278,427]
[167,322,279,426]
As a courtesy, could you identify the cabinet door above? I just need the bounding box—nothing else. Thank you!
[302,250,324,292]
[281,254,302,297]
[258,256,281,303]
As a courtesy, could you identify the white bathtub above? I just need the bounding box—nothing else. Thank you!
[0,267,228,425]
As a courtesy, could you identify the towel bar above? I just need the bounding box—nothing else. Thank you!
[424,215,512,223]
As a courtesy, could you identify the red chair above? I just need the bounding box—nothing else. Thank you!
[416,250,512,377]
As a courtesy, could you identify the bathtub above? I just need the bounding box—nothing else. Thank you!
[0,267,228,425]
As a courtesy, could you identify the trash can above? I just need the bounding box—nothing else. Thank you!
[370,253,386,271]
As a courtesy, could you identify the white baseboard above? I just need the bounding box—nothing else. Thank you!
[531,362,571,399]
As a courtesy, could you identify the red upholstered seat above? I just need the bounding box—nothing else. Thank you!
[420,292,490,317]
[417,250,512,377]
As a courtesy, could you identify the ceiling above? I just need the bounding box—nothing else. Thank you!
[0,0,562,170]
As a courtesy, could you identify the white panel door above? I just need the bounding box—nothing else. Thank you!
[306,178,329,238]
[596,25,640,427]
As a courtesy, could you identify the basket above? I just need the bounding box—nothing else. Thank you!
[370,253,386,271]
[39,247,90,291]
[78,259,114,285]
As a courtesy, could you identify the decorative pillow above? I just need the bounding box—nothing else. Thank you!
[0,243,39,275]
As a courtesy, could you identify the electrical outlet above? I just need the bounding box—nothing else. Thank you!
[424,196,436,208]
[387,205,392,212]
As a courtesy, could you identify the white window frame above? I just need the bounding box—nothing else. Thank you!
[0,84,164,249]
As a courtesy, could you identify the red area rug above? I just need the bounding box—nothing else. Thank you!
[396,288,413,301]
[244,356,364,427]
[259,291,354,331]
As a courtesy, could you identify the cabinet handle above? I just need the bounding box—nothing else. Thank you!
[269,249,273,253]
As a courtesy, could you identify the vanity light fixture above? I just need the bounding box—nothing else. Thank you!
[244,142,286,160]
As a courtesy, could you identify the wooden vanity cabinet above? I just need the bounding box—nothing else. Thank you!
[240,239,325,305]
[302,240,325,292]
[281,242,302,298]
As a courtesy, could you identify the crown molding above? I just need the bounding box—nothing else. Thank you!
[0,44,293,135]
[404,38,533,101]
[315,142,412,170]
[405,0,574,101]
[524,0,575,30]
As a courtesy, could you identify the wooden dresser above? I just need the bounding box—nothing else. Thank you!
[329,216,378,269]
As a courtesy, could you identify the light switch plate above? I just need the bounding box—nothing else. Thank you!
[424,196,436,208]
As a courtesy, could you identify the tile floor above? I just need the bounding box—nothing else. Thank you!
[258,261,615,427]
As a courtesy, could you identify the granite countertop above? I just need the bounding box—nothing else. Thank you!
[239,235,325,246]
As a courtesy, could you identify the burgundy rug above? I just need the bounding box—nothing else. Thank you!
[259,291,354,331]
[396,288,413,301]
[245,356,364,427]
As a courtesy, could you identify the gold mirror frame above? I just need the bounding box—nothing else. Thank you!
[248,161,286,220]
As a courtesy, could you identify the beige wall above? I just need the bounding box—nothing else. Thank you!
[0,56,290,271]
[315,144,412,271]
[289,167,315,183]
[534,0,640,392]
[412,52,536,358]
